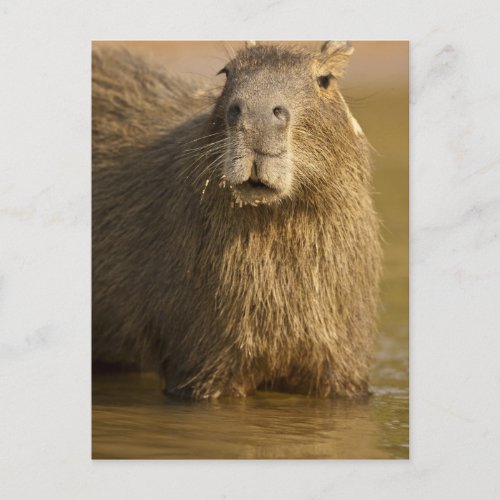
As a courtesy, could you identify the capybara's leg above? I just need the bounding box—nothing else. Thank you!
[277,363,370,398]
[162,363,257,400]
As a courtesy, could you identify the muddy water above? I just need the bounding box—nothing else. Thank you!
[92,89,408,460]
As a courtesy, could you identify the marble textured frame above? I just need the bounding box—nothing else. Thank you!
[2,0,499,498]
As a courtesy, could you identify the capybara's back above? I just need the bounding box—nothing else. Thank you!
[92,42,382,399]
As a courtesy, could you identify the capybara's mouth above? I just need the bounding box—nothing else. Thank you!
[232,178,280,206]
[246,178,273,189]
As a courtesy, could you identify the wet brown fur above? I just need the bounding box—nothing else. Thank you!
[92,42,382,399]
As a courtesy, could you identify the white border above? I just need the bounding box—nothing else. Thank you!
[1,1,499,498]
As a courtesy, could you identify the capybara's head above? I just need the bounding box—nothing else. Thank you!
[212,41,355,206]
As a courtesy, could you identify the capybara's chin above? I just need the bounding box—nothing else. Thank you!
[92,41,382,400]
[231,180,282,206]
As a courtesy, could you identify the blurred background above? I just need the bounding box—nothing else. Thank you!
[92,41,408,459]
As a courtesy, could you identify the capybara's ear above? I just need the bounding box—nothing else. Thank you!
[318,41,354,78]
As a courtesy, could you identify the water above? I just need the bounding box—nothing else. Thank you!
[92,88,409,459]
[92,374,407,459]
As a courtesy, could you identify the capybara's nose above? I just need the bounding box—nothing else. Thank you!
[227,101,290,131]
[226,102,242,127]
[271,106,290,128]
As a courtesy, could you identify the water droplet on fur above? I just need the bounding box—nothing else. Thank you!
[200,179,210,203]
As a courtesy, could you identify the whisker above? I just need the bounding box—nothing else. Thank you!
[176,143,228,163]
[191,152,226,186]
[182,137,228,153]
[181,132,225,145]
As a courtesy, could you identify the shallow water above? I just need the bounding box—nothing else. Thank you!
[92,88,408,460]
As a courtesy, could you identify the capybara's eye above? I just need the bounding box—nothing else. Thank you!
[318,74,332,89]
[217,66,229,77]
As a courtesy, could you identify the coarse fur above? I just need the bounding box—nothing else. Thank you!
[92,42,382,399]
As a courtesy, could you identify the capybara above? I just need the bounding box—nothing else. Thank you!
[92,41,382,399]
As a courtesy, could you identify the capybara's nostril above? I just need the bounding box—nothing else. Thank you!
[272,106,290,126]
[227,103,242,126]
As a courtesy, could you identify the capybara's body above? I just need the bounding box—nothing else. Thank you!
[92,42,382,399]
